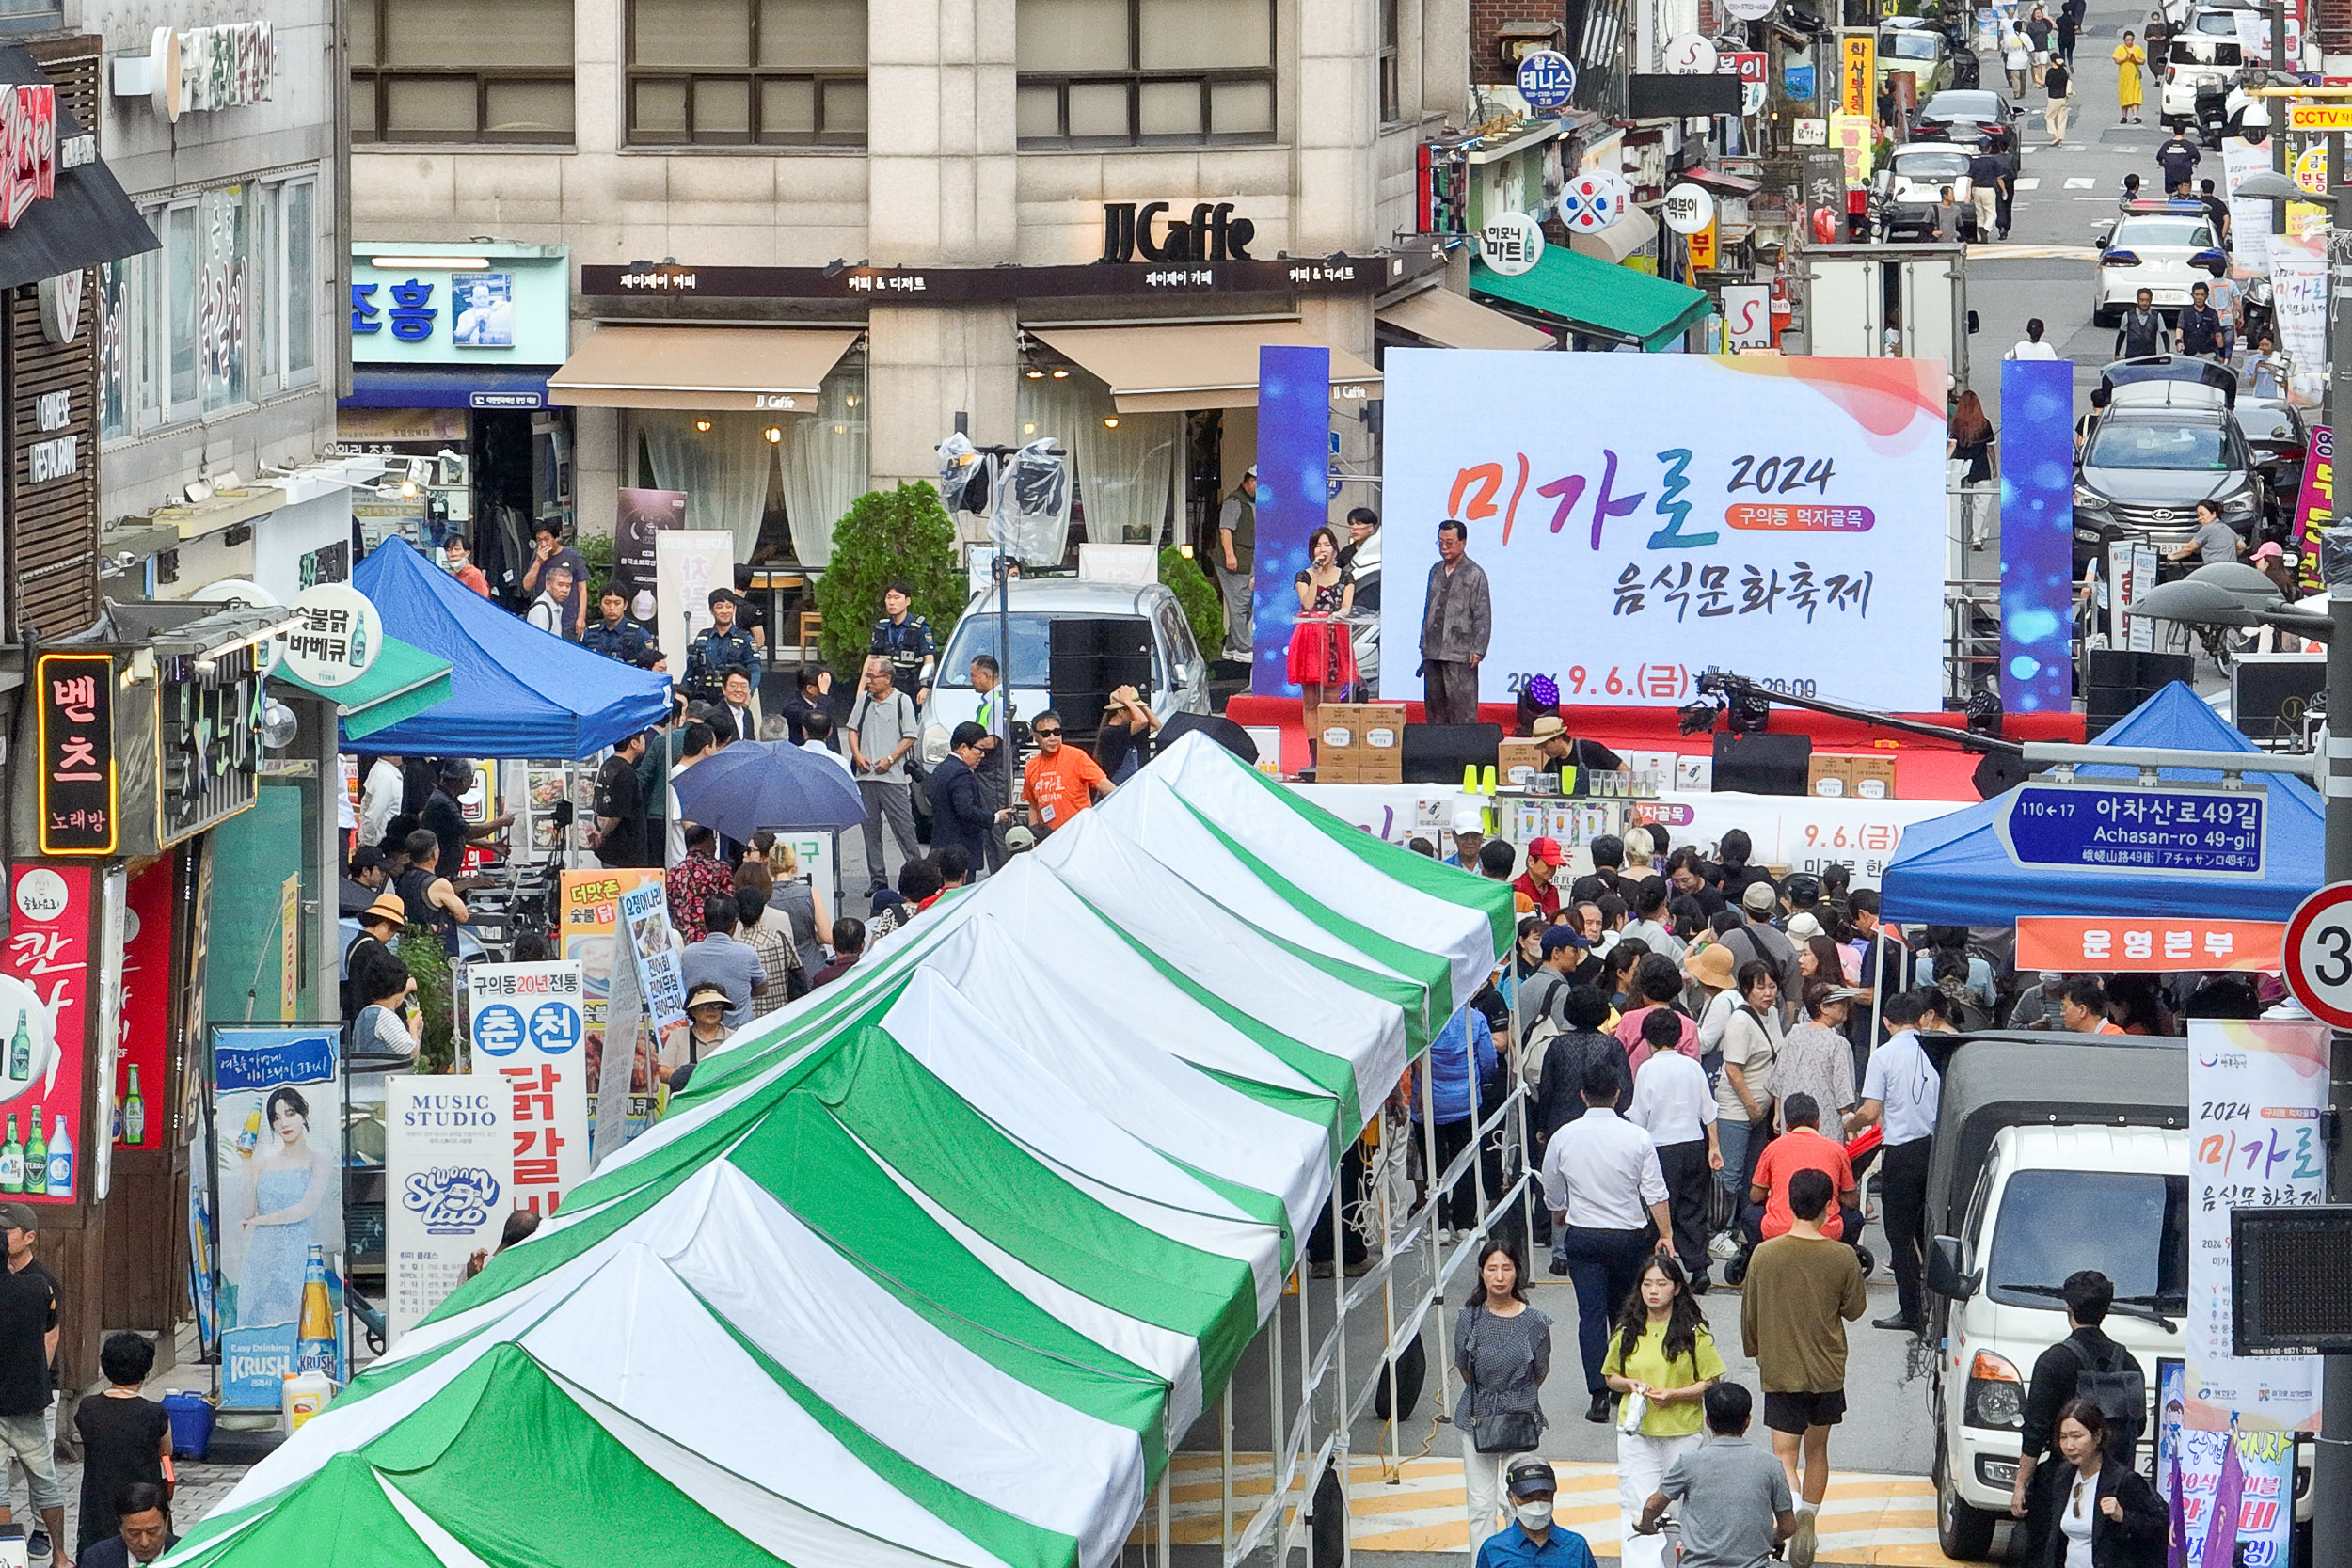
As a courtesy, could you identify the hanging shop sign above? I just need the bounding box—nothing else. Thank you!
[1099,201,1258,263]
[35,654,116,856]
[0,863,94,1214]
[1515,50,1579,111]
[1476,212,1546,276]
[1663,33,1718,73]
[1685,219,1720,270]
[1842,35,1877,118]
[113,860,175,1154]
[1661,182,1716,234]
[1558,170,1629,231]
[131,22,274,122]
[0,85,55,230]
[271,583,383,689]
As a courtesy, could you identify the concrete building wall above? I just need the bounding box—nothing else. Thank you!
[86,0,343,524]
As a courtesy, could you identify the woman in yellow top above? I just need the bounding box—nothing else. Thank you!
[1602,1257,1726,1568]
[2114,31,2146,123]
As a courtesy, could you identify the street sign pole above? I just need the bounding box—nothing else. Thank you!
[2318,535,2352,1568]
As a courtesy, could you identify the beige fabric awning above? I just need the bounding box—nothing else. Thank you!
[1376,287,1555,351]
[1027,322,1381,413]
[547,325,863,412]
[1571,206,1660,268]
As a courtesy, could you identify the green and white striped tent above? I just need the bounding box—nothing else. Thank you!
[165,734,1511,1568]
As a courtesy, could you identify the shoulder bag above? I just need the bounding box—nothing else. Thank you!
[1462,1305,1548,1453]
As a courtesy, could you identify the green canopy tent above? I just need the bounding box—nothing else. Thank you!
[168,733,1510,1568]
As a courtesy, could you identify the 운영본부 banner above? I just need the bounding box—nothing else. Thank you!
[1380,353,1950,712]
[210,1023,346,1409]
[2185,1017,2325,1435]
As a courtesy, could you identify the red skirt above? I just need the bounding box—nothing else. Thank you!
[1286,614,1359,689]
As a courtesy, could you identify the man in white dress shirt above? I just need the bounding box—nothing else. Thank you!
[1542,1057,1675,1423]
[1626,1007,1722,1291]
[1851,989,1949,1335]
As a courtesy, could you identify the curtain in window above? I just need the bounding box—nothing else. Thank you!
[1020,373,1176,546]
[774,368,868,567]
[640,411,774,560]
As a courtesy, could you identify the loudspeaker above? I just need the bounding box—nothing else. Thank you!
[1710,732,1813,796]
[1048,617,1151,727]
[1402,721,1503,784]
[2230,653,2327,745]
[2085,649,2194,735]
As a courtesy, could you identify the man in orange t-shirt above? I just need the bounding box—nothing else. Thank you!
[1022,708,1113,832]
[1742,1092,1861,1245]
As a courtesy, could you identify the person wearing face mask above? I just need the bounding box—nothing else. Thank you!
[1473,1458,1597,1568]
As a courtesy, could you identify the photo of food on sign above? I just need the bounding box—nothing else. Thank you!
[1382,353,1947,711]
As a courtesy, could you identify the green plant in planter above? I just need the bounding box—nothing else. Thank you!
[396,927,455,1072]
[575,531,617,583]
[813,483,962,680]
[1159,545,1224,656]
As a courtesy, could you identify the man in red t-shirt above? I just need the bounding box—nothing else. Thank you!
[1511,836,1564,920]
[1743,1091,1862,1246]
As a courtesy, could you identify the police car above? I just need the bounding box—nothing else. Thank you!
[2090,200,2227,325]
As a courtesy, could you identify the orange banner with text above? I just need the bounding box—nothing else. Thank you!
[2014,917,2285,973]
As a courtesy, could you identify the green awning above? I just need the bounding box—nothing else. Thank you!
[271,636,453,742]
[1470,249,1714,351]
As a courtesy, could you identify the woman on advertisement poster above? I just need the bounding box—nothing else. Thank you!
[236,1087,334,1325]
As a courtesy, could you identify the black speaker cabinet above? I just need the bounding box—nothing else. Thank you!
[1402,722,1504,784]
[1710,732,1813,796]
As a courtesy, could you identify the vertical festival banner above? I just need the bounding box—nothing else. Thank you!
[464,961,590,1214]
[1999,359,2074,714]
[209,1023,345,1407]
[556,867,663,1145]
[620,881,688,1029]
[2185,1017,2326,1431]
[2159,1360,2298,1568]
[115,860,175,1155]
[1249,343,1334,697]
[385,1077,508,1342]
[0,864,93,1209]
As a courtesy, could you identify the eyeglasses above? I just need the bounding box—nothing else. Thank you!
[1034,727,1062,737]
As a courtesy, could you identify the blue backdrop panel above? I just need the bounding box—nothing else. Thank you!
[1250,344,1332,697]
[1999,358,2074,714]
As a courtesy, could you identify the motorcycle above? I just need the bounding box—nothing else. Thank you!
[2240,273,2275,348]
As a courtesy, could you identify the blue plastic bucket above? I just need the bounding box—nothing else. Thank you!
[162,1391,214,1460]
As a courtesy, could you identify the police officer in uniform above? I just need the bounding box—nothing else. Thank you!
[868,578,936,705]
[686,588,760,703]
[580,581,655,665]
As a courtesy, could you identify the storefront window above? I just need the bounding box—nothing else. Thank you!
[200,186,248,413]
[254,178,319,398]
[167,203,199,419]
[626,0,867,145]
[1016,0,1275,144]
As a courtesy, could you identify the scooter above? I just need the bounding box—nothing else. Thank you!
[2240,273,2275,348]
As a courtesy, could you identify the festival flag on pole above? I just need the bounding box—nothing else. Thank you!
[2167,1436,2189,1568]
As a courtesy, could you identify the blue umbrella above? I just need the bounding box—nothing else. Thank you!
[669,740,866,839]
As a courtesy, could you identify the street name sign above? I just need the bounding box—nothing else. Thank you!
[1996,781,2267,878]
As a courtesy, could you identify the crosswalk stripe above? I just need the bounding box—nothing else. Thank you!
[2065,176,2097,189]
[2013,177,2041,190]
[1144,1455,1962,1562]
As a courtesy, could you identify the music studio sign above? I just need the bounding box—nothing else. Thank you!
[1100,201,1259,263]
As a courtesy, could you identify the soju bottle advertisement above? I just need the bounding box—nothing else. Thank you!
[209,1024,346,1408]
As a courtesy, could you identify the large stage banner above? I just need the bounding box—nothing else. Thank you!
[1382,353,1948,711]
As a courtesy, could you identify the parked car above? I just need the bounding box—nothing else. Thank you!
[1885,13,1978,87]
[2074,356,2263,571]
[918,577,1211,767]
[1880,24,1957,96]
[1915,87,2016,147]
[2090,201,2227,324]
[1877,143,1977,241]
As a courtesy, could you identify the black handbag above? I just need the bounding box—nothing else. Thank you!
[1462,1306,1549,1453]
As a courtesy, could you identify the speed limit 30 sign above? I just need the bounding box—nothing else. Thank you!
[2283,882,2352,1028]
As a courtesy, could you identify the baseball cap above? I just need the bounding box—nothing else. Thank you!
[1529,715,1566,741]
[0,1203,36,1234]
[1244,465,1259,479]
[1526,836,1565,866]
[1539,926,1590,955]
[2253,541,2283,562]
[1506,1458,1558,1500]
[1786,911,1825,942]
[1741,879,1780,913]
[1004,826,1038,851]
[686,983,732,1012]
[349,846,388,874]
[1452,805,1484,835]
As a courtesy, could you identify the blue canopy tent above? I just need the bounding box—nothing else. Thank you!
[349,540,671,758]
[1881,682,2321,924]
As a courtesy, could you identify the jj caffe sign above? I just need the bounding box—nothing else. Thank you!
[1101,201,1260,263]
